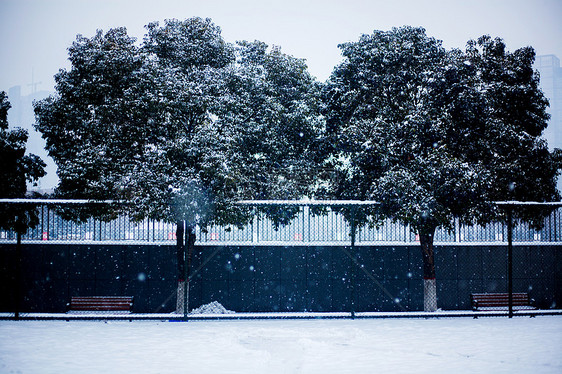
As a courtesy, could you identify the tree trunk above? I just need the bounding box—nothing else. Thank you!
[419,227,438,312]
[176,221,196,315]
[184,223,196,313]
[175,220,185,314]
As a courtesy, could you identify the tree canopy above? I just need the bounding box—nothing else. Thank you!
[323,27,560,230]
[217,40,323,225]
[34,18,322,229]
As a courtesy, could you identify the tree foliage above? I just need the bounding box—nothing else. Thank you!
[323,27,560,230]
[34,19,235,224]
[0,92,46,232]
[34,18,321,227]
[462,36,561,223]
[218,40,323,225]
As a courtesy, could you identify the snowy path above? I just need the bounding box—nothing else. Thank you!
[1,316,561,374]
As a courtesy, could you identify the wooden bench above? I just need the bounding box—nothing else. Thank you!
[471,292,535,311]
[68,296,134,313]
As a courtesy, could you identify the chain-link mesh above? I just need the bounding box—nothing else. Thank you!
[0,201,560,316]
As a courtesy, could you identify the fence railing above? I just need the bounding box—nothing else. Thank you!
[0,202,560,245]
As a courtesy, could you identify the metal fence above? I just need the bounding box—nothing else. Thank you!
[0,201,561,245]
[1,200,561,317]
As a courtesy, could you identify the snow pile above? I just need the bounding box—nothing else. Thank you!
[189,301,234,315]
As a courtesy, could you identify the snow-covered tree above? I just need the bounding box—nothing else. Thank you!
[322,27,561,311]
[462,36,561,212]
[34,19,322,313]
[34,18,237,313]
[33,27,149,202]
[0,92,46,233]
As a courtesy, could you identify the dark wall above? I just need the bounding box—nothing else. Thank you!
[1,243,561,313]
[190,245,562,312]
[0,244,177,313]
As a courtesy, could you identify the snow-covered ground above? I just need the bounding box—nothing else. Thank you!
[1,316,561,374]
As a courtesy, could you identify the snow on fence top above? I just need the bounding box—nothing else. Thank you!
[237,200,380,206]
[1,198,559,206]
[495,201,562,206]
[0,199,118,204]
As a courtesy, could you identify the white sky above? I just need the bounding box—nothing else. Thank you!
[1,0,562,95]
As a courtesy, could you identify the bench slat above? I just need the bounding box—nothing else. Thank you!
[470,292,534,311]
[69,296,134,312]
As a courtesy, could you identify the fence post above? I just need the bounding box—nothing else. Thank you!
[405,223,410,242]
[555,208,558,242]
[507,207,513,318]
[40,205,44,240]
[350,206,356,319]
[184,221,190,321]
[306,205,310,243]
[46,207,50,241]
[15,222,22,320]
[455,218,460,243]
[254,212,259,244]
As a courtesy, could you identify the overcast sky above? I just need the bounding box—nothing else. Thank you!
[1,0,562,95]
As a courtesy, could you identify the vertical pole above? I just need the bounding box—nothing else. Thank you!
[307,205,311,242]
[302,206,306,242]
[256,211,260,244]
[507,207,513,318]
[350,206,356,319]
[554,208,558,242]
[176,220,185,316]
[455,218,460,243]
[15,220,22,320]
[184,226,188,321]
[41,205,44,239]
[406,224,410,242]
[184,222,196,321]
[46,207,50,241]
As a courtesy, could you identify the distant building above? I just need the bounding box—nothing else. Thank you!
[535,55,562,192]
